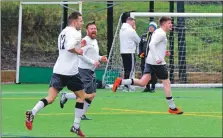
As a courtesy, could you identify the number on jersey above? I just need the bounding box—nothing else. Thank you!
[60,34,65,50]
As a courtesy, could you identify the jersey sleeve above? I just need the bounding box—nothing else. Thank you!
[78,46,95,65]
[65,30,82,50]
[132,30,141,46]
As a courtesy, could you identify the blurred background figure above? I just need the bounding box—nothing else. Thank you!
[138,21,157,92]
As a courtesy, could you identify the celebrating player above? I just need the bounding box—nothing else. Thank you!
[59,21,107,120]
[112,16,183,115]
[25,11,86,137]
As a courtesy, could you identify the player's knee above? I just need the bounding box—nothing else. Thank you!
[162,80,170,87]
[76,97,84,103]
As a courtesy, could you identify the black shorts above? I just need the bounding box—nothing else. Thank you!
[49,73,84,92]
[78,68,96,94]
[143,64,168,80]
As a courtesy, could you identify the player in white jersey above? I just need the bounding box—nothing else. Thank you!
[59,21,107,120]
[25,11,86,137]
[112,16,183,115]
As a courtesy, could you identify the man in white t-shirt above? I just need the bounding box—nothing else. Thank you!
[112,16,183,115]
[119,17,140,92]
[59,21,107,120]
[25,11,86,137]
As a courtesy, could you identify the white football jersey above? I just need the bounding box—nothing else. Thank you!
[53,26,82,75]
[146,28,167,65]
[78,36,101,71]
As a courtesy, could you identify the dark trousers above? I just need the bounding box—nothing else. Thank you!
[140,57,157,89]
[121,53,136,87]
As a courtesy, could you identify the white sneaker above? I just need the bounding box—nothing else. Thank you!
[60,92,67,109]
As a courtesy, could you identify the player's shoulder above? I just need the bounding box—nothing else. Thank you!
[82,35,90,41]
[64,27,81,36]
[153,28,165,36]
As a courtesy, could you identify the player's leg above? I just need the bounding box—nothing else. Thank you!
[155,65,183,114]
[70,89,85,137]
[128,53,136,92]
[79,68,97,120]
[25,74,64,130]
[82,72,98,120]
[59,92,76,108]
[121,54,132,91]
[67,73,86,137]
[141,59,151,92]
[112,64,152,92]
[150,72,157,93]
[60,68,95,120]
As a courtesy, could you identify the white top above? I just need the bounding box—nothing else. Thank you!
[146,28,167,65]
[119,23,140,54]
[53,26,81,75]
[78,36,101,71]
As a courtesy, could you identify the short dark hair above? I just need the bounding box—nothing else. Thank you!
[86,21,96,29]
[68,11,82,25]
[159,16,172,25]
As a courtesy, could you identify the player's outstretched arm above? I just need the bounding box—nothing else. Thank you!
[78,46,99,67]
[68,48,83,55]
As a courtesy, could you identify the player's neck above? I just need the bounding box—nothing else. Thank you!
[161,27,168,33]
[87,35,96,40]
[68,24,76,29]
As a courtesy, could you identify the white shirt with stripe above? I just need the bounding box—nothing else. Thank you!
[53,26,81,75]
[146,28,167,65]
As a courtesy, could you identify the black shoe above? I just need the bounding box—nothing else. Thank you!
[81,115,92,120]
[143,87,150,92]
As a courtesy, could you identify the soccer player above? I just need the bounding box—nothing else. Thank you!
[120,17,140,92]
[25,11,86,137]
[112,16,183,115]
[138,21,158,92]
[59,21,107,120]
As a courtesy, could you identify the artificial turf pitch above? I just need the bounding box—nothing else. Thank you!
[1,84,222,137]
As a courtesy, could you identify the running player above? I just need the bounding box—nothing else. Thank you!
[59,21,107,120]
[112,16,183,115]
[25,11,86,137]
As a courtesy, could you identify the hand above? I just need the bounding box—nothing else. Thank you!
[93,61,100,68]
[139,53,145,58]
[156,59,162,64]
[75,48,83,55]
[81,39,86,47]
[100,56,108,63]
[165,50,170,56]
